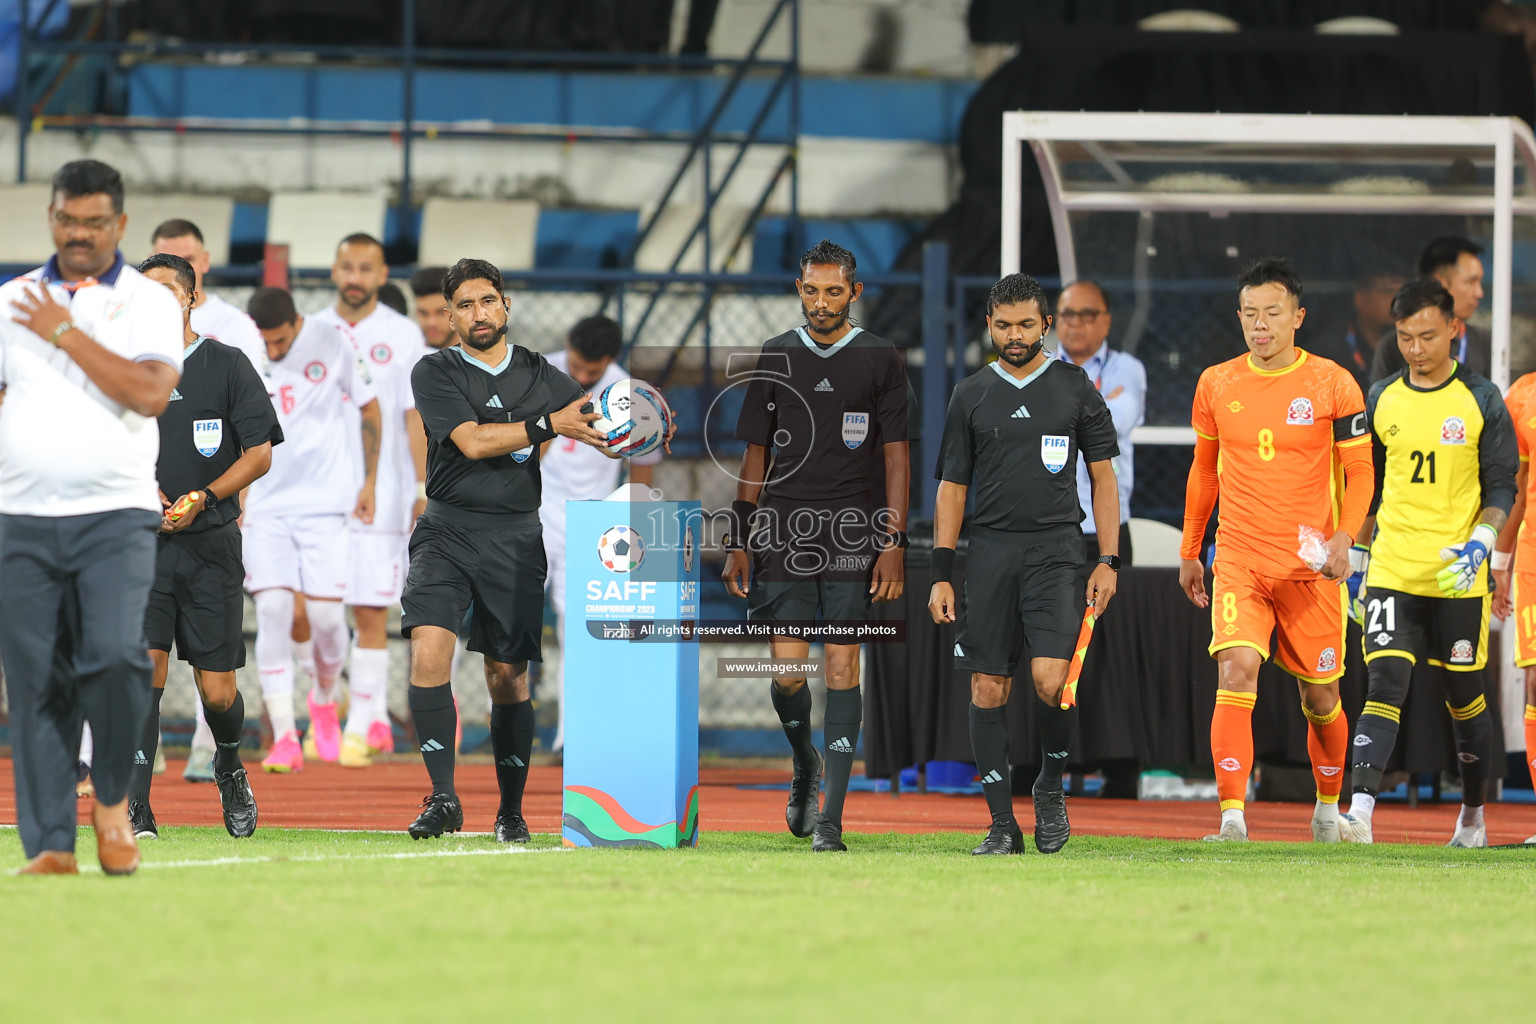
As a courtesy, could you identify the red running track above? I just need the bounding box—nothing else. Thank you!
[2,758,1533,845]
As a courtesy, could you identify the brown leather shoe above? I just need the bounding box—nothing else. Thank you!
[15,851,79,875]
[92,798,141,876]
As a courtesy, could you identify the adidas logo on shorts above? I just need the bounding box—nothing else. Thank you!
[829,736,853,754]
[980,770,1003,784]
[420,739,446,752]
[498,755,526,768]
[486,395,504,409]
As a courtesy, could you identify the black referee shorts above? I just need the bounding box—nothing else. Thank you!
[1360,585,1491,672]
[401,505,546,664]
[747,499,875,627]
[143,521,247,672]
[954,526,1086,676]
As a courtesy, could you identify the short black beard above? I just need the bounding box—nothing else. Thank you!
[802,301,851,336]
[462,322,507,351]
[993,337,1043,367]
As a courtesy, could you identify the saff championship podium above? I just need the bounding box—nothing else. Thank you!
[562,499,701,848]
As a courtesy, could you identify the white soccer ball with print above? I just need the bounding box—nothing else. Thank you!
[593,378,672,458]
[598,525,645,573]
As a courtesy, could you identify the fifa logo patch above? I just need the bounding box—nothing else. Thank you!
[1040,435,1070,474]
[1316,647,1337,674]
[304,361,328,383]
[1217,757,1243,772]
[1450,639,1475,663]
[1286,397,1314,426]
[1440,416,1467,445]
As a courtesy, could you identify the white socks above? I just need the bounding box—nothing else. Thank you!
[1457,804,1484,830]
[292,638,316,683]
[1349,793,1376,821]
[254,589,298,737]
[347,646,389,737]
[1220,808,1245,829]
[307,599,349,702]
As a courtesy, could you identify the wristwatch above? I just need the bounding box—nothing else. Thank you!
[49,319,74,346]
[1097,554,1121,571]
[202,488,220,511]
[881,531,910,550]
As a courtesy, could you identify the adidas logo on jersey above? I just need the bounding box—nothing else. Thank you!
[815,378,834,392]
[498,755,526,768]
[980,770,1003,784]
[167,388,183,401]
[829,736,854,754]
[486,395,504,409]
[1011,404,1030,419]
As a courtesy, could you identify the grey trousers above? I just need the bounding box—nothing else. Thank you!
[0,509,159,857]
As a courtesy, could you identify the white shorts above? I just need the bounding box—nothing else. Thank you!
[242,514,349,598]
[347,529,408,607]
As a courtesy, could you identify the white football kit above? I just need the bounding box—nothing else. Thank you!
[312,304,429,606]
[191,292,266,374]
[242,317,377,598]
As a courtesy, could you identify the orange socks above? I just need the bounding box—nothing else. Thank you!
[1302,699,1349,803]
[1212,689,1257,811]
[1525,704,1536,793]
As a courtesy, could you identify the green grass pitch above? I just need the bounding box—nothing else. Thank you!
[3,827,1533,1023]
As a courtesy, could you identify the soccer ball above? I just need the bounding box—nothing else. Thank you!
[593,378,672,458]
[598,525,645,573]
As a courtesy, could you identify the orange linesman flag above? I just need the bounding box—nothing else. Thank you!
[1059,604,1098,711]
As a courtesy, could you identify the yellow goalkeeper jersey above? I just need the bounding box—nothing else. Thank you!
[1364,364,1517,598]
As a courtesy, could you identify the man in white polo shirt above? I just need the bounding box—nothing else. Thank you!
[0,159,183,876]
[311,233,430,766]
[539,315,661,754]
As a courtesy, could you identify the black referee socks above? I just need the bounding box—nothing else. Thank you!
[129,687,165,807]
[770,681,818,766]
[204,692,246,775]
[491,699,535,814]
[409,684,458,795]
[821,686,862,827]
[969,703,1014,823]
[1036,700,1075,789]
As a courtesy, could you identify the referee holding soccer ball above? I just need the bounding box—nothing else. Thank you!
[929,273,1120,857]
[400,258,613,842]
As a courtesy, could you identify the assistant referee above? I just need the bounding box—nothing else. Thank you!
[0,160,183,876]
[929,273,1120,857]
[401,258,611,842]
[129,253,281,841]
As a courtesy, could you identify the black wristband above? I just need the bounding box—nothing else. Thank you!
[726,499,757,550]
[930,547,956,585]
[525,414,557,447]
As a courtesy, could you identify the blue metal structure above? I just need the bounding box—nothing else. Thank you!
[13,0,802,272]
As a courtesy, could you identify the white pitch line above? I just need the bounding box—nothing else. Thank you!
[70,844,571,874]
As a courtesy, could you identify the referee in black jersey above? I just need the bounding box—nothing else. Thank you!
[133,254,278,839]
[930,273,1120,856]
[724,239,918,853]
[402,258,612,841]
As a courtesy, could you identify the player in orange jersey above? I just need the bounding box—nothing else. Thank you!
[1179,259,1375,843]
[1492,370,1536,845]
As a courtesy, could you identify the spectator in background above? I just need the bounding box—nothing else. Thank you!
[410,267,454,350]
[1054,281,1145,564]
[538,316,662,755]
[1372,237,1487,381]
[1314,263,1407,395]
[150,219,266,373]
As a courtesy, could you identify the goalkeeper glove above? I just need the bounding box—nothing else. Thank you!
[1346,544,1370,625]
[1437,524,1499,598]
